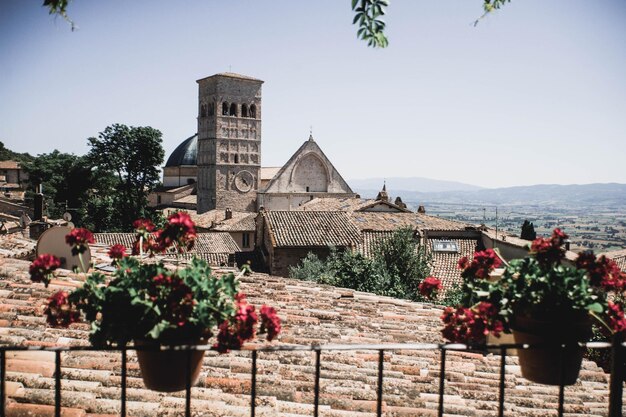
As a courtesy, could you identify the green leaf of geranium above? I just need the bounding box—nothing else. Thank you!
[588,303,603,313]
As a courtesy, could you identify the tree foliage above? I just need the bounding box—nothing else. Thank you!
[0,141,34,164]
[289,227,433,302]
[520,219,537,241]
[87,124,164,231]
[23,151,94,225]
[42,1,512,48]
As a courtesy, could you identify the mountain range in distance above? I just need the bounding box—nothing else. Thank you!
[349,177,626,207]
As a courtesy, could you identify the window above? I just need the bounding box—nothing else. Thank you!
[241,104,249,117]
[250,104,256,118]
[242,233,250,248]
[200,104,207,118]
[432,240,459,253]
[306,186,310,192]
[234,154,239,164]
[157,195,161,205]
[222,102,229,115]
[208,102,215,116]
[229,103,237,116]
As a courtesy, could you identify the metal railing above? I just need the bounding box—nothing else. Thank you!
[0,339,623,417]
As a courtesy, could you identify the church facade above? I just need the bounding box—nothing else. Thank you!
[161,72,357,214]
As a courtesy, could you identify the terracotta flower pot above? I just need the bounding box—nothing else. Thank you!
[135,339,206,392]
[512,313,591,386]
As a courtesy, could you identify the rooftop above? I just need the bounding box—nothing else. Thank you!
[0,257,614,416]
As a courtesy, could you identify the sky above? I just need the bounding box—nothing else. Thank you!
[1,0,625,189]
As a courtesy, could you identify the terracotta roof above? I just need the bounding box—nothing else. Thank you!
[0,160,21,169]
[211,213,256,232]
[188,209,251,230]
[263,211,361,248]
[94,232,240,254]
[0,232,35,259]
[0,257,614,416]
[172,195,197,205]
[426,238,481,291]
[357,230,394,258]
[297,197,370,212]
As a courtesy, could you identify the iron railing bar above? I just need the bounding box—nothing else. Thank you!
[376,350,384,417]
[438,348,446,417]
[185,349,191,417]
[121,350,127,417]
[0,341,615,353]
[1,350,5,417]
[250,350,257,417]
[313,349,321,417]
[55,350,61,417]
[557,344,565,417]
[498,346,506,417]
[609,334,623,417]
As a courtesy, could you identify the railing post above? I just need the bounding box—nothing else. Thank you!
[55,350,61,417]
[314,349,321,417]
[438,348,446,417]
[185,348,191,417]
[250,350,257,417]
[609,334,624,417]
[498,347,506,417]
[1,350,5,416]
[121,349,127,417]
[376,350,384,417]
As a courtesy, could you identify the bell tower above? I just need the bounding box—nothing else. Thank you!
[196,73,263,213]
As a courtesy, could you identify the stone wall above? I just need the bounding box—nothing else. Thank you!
[270,247,334,277]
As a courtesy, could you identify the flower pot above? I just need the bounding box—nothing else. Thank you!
[135,339,206,392]
[512,313,591,386]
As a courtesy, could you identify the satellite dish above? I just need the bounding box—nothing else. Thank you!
[63,212,72,222]
[36,226,91,273]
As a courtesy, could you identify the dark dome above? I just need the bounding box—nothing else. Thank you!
[165,134,198,167]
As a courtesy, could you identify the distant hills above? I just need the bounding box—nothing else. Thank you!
[350,178,626,207]
[348,177,483,193]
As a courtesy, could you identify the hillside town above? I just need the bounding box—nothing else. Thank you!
[1,71,626,416]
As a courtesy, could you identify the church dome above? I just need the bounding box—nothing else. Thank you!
[165,134,198,167]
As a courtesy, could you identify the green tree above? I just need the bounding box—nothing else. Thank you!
[520,220,537,241]
[0,141,34,164]
[372,227,432,301]
[23,151,94,225]
[87,124,165,231]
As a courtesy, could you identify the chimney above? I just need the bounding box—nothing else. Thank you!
[225,208,232,220]
[564,239,571,251]
[34,184,44,221]
[417,205,426,214]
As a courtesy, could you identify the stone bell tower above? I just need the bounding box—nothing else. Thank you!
[196,73,263,213]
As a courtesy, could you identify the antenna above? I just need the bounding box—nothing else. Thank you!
[36,226,91,273]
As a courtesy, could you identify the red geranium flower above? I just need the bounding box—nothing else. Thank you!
[213,294,262,352]
[44,291,80,328]
[459,249,502,280]
[576,251,625,291]
[29,254,61,287]
[530,228,568,266]
[65,228,94,256]
[260,305,281,341]
[107,244,127,264]
[133,218,156,234]
[418,276,442,300]
[441,301,503,344]
[157,212,197,253]
[608,301,626,334]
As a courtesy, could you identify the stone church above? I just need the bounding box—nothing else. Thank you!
[160,73,357,213]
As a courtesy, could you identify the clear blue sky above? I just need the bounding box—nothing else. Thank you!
[1,0,625,188]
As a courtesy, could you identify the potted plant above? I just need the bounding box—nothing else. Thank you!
[439,228,626,385]
[31,212,281,392]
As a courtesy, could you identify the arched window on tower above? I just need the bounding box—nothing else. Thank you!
[234,154,239,164]
[229,103,237,116]
[241,104,249,118]
[222,102,229,115]
[208,102,215,116]
[200,104,207,118]
[249,104,257,119]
